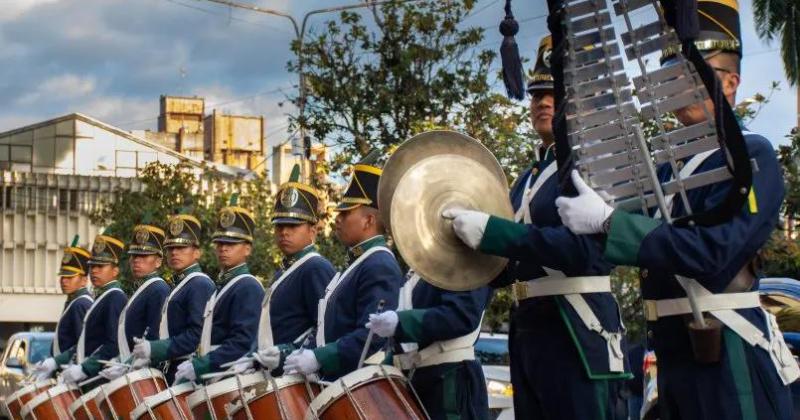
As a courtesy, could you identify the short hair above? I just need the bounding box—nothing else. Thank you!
[361,206,385,234]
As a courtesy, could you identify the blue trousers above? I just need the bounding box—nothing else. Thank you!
[509,298,624,420]
[409,360,489,420]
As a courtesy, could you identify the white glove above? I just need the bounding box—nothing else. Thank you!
[253,347,281,370]
[174,360,196,383]
[132,337,151,360]
[284,349,320,375]
[61,364,87,384]
[555,170,614,234]
[230,356,254,374]
[131,357,150,369]
[441,208,490,250]
[33,358,57,380]
[99,364,128,381]
[366,311,399,338]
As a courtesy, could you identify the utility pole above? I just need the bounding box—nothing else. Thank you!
[197,0,420,182]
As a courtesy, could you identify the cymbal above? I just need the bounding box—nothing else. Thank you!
[382,131,513,291]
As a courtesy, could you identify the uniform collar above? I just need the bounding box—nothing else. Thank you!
[282,244,316,270]
[536,143,556,163]
[173,263,202,283]
[218,263,249,285]
[67,287,90,303]
[133,271,161,289]
[348,235,386,263]
[96,280,121,297]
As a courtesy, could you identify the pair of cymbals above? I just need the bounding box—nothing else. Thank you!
[378,131,513,291]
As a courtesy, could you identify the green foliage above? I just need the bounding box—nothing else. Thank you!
[611,267,646,343]
[761,231,800,279]
[752,0,800,85]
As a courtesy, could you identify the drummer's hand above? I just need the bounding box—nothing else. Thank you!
[284,349,319,375]
[33,358,57,379]
[132,337,151,359]
[366,311,399,338]
[442,208,489,250]
[253,347,281,370]
[555,170,614,235]
[175,360,196,383]
[131,357,150,370]
[61,364,87,384]
[99,364,128,380]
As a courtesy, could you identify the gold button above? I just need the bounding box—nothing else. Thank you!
[640,269,648,278]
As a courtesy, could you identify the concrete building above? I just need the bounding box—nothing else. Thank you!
[0,113,211,340]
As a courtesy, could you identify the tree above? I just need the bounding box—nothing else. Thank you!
[753,0,800,85]
[291,0,535,175]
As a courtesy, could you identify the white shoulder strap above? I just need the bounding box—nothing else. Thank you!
[159,271,207,339]
[514,160,557,223]
[199,274,257,355]
[117,277,166,360]
[654,149,717,219]
[76,288,123,363]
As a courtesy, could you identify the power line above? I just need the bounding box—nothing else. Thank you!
[464,0,501,21]
[161,0,290,33]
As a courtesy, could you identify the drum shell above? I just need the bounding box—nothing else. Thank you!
[130,382,196,420]
[229,375,319,420]
[187,373,264,420]
[95,369,167,420]
[6,380,55,420]
[308,366,426,420]
[21,385,80,420]
[68,387,102,420]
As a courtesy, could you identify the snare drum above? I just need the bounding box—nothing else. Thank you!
[306,365,427,420]
[227,373,320,420]
[5,380,55,420]
[68,386,101,420]
[19,384,80,420]
[186,372,265,419]
[94,368,167,420]
[129,382,196,420]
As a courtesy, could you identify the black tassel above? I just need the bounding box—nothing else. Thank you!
[500,0,525,100]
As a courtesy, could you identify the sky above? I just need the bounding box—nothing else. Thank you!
[0,0,794,148]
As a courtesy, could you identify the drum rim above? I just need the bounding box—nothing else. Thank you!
[94,367,165,404]
[68,386,101,415]
[186,371,264,409]
[20,384,78,418]
[225,374,312,417]
[7,379,55,405]
[306,365,406,419]
[129,382,197,419]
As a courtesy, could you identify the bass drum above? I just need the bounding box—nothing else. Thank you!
[306,365,427,420]
[5,380,55,420]
[129,382,197,420]
[186,372,264,419]
[227,373,320,420]
[94,368,167,420]
[68,386,102,420]
[19,384,80,420]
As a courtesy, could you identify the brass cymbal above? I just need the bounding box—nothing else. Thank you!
[382,131,513,291]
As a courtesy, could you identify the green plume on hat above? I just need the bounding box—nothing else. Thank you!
[289,164,301,183]
[230,193,239,206]
[70,235,79,247]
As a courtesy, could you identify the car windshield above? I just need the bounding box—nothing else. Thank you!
[475,337,510,366]
[28,338,52,364]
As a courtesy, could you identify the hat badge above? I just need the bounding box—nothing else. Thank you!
[62,253,72,264]
[281,187,300,208]
[169,218,184,236]
[135,228,149,245]
[220,209,236,228]
[93,240,106,254]
[542,49,552,68]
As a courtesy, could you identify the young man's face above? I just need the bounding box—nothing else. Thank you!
[214,242,252,269]
[275,223,317,256]
[335,207,372,247]
[674,53,740,127]
[89,264,119,288]
[60,275,86,294]
[129,254,163,278]
[530,91,555,144]
[166,246,201,272]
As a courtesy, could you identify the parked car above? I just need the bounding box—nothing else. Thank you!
[476,332,514,420]
[0,332,54,418]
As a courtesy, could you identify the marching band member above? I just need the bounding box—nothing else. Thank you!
[98,224,170,380]
[174,204,265,383]
[33,238,93,380]
[285,157,404,380]
[444,35,630,419]
[131,213,215,382]
[367,270,491,419]
[59,235,128,386]
[555,1,798,418]
[251,165,335,373]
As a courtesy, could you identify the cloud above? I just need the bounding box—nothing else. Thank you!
[17,74,96,105]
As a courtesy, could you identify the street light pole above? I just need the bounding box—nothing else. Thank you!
[196,0,419,181]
